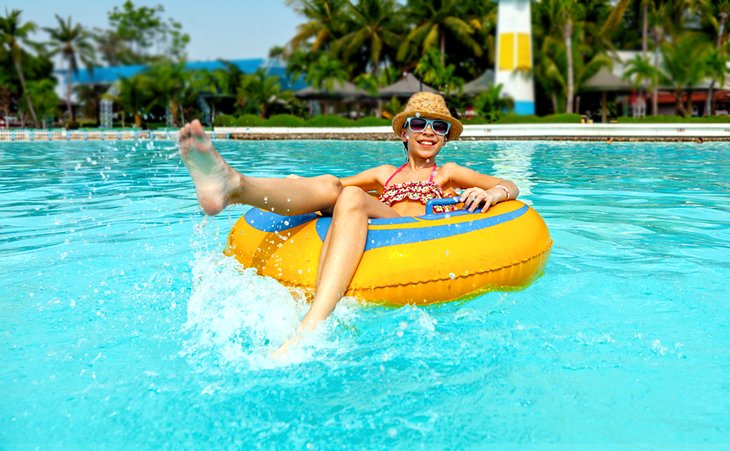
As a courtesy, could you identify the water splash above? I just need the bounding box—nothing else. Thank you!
[181,218,363,369]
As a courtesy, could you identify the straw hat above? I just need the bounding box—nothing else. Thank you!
[391,92,463,140]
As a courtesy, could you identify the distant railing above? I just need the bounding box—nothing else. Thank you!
[0,129,228,142]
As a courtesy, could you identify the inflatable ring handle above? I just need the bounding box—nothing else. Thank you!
[425,197,462,215]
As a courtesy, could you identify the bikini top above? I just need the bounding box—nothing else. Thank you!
[378,163,459,213]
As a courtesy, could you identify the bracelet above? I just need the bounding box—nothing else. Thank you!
[493,184,511,200]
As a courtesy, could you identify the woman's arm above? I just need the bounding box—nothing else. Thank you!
[442,162,519,213]
[340,165,393,192]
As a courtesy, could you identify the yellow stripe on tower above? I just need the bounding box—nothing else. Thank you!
[499,32,515,70]
[500,32,532,71]
[516,33,531,69]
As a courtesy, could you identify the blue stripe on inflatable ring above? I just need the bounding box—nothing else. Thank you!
[317,205,529,250]
[243,204,529,251]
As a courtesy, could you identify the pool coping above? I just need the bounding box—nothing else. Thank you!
[1,123,729,142]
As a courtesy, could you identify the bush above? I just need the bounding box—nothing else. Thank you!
[354,117,391,126]
[307,115,355,127]
[463,116,492,125]
[213,114,238,127]
[236,114,265,126]
[618,115,730,123]
[496,113,582,124]
[264,114,307,127]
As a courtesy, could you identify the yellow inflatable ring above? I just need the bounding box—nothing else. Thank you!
[225,198,552,306]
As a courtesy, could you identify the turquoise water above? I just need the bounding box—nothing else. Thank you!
[1,139,729,447]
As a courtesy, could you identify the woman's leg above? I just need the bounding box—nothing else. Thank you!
[179,120,341,215]
[300,186,399,331]
[274,187,398,356]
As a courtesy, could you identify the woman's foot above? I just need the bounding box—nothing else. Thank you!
[179,120,241,215]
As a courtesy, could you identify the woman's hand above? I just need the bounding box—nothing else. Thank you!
[459,185,510,213]
[460,187,497,213]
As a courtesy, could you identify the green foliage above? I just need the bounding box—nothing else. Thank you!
[462,116,491,125]
[414,49,463,92]
[354,117,391,126]
[24,78,59,125]
[213,114,238,127]
[496,113,582,124]
[105,0,189,64]
[236,114,266,126]
[617,115,730,123]
[212,113,392,127]
[264,114,307,127]
[307,114,354,126]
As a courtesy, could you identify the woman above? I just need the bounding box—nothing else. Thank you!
[179,92,518,353]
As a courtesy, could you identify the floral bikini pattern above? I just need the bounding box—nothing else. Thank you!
[378,163,460,213]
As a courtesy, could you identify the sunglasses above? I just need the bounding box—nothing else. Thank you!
[405,117,451,136]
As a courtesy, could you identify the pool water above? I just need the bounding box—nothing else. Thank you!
[1,139,729,447]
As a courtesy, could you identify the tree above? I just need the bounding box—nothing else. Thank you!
[286,0,348,53]
[701,48,730,115]
[332,0,402,80]
[116,74,151,127]
[659,32,712,116]
[106,0,189,64]
[25,79,59,127]
[304,53,349,91]
[44,15,96,123]
[0,9,40,127]
[397,0,482,68]
[623,54,660,113]
[472,84,513,122]
[146,61,187,126]
[697,0,730,114]
[75,84,108,123]
[236,69,291,118]
[414,49,463,93]
[466,0,498,73]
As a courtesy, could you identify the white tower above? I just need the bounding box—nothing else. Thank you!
[495,0,535,115]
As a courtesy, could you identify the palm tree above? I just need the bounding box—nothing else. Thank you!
[25,79,59,127]
[623,54,660,112]
[333,0,402,80]
[697,0,730,114]
[466,0,498,71]
[116,75,151,128]
[396,0,482,68]
[414,49,462,93]
[44,15,96,123]
[305,53,349,91]
[659,32,712,115]
[75,84,107,123]
[237,69,290,118]
[146,61,186,126]
[0,9,39,127]
[701,48,729,115]
[472,84,513,121]
[286,0,348,53]
[533,0,583,114]
[602,0,659,54]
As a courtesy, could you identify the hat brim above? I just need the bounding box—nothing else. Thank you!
[392,110,463,140]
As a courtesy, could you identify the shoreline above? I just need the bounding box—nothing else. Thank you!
[1,123,729,142]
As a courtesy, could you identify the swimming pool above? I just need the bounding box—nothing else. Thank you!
[1,138,728,447]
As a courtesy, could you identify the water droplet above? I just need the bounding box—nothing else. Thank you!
[449,273,456,279]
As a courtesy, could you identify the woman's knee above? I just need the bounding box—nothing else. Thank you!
[334,186,369,213]
[314,175,342,201]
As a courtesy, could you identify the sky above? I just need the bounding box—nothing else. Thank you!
[2,0,302,61]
